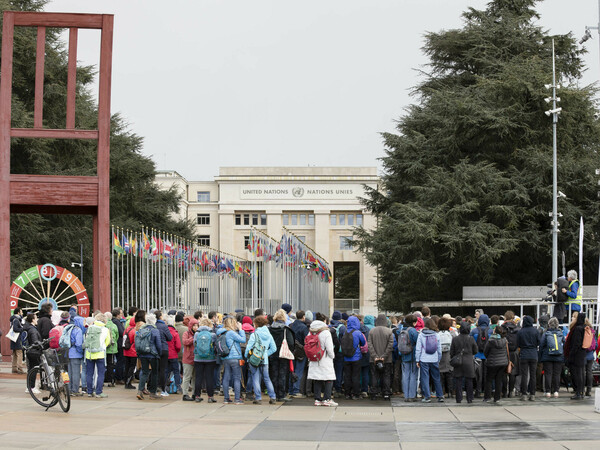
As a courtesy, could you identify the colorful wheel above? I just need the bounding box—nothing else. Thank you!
[10,264,90,316]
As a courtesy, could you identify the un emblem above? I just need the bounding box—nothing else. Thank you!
[292,187,304,198]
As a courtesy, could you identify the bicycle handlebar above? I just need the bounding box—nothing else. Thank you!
[23,337,53,352]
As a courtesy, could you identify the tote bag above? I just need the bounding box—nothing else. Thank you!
[279,330,295,360]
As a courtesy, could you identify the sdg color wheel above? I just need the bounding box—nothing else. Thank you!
[10,264,90,316]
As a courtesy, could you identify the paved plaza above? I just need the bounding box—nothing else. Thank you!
[0,371,599,450]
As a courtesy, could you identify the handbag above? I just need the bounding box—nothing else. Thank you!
[279,329,295,360]
[6,324,20,343]
[505,341,514,374]
[450,348,464,368]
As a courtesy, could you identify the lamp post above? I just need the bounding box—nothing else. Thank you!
[545,39,562,285]
[580,0,600,71]
[71,243,84,284]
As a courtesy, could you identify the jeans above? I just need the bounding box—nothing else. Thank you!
[401,360,418,399]
[166,358,181,389]
[369,362,392,397]
[158,351,169,391]
[81,358,87,390]
[139,357,158,394]
[269,357,290,399]
[520,359,537,396]
[194,361,216,398]
[249,364,276,401]
[222,359,242,402]
[68,357,82,394]
[485,365,505,401]
[475,358,486,395]
[419,362,443,399]
[290,358,306,395]
[314,380,333,401]
[454,376,474,403]
[343,360,361,396]
[333,356,344,392]
[86,358,106,395]
[182,363,195,394]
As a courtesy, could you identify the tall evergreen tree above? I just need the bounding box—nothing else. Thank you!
[354,0,600,312]
[1,1,195,300]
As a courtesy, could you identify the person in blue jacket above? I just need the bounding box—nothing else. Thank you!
[154,311,173,396]
[137,313,163,400]
[539,317,564,398]
[68,316,85,396]
[470,314,490,397]
[218,316,246,404]
[245,316,278,405]
[400,315,419,401]
[342,316,367,399]
[415,318,443,403]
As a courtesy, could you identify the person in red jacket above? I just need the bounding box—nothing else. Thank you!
[166,316,182,394]
[181,318,198,400]
[123,311,145,390]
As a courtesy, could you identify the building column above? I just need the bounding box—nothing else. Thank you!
[314,211,331,314]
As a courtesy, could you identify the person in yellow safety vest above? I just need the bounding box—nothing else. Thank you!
[562,270,582,313]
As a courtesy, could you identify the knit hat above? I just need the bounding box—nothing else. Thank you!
[332,311,342,321]
[341,313,349,321]
[175,313,184,323]
[167,309,177,316]
[242,316,253,326]
[305,310,313,322]
[281,303,292,314]
[235,309,244,314]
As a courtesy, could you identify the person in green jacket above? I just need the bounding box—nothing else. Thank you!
[105,311,119,387]
[84,313,112,398]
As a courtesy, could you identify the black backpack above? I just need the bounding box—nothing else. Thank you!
[476,327,488,353]
[340,329,357,357]
[504,325,519,352]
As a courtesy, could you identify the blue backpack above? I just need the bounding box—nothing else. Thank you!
[424,333,438,354]
[215,333,230,357]
[546,331,563,356]
[136,325,157,356]
[194,330,214,359]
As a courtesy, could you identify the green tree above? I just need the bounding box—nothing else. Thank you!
[2,1,195,303]
[354,0,600,312]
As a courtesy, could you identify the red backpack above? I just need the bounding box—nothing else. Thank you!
[49,325,65,349]
[304,330,324,362]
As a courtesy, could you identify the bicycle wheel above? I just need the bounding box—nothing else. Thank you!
[27,367,55,408]
[55,380,71,413]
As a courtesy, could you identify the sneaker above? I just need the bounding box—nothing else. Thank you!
[291,393,306,399]
[253,400,262,405]
[223,399,233,404]
[314,400,322,406]
[422,398,431,403]
[361,391,369,398]
[528,395,535,402]
[553,392,559,398]
[195,397,204,403]
[149,393,161,400]
[91,393,97,398]
[269,398,276,405]
[322,399,338,407]
[142,389,150,395]
[520,395,527,401]
[137,391,144,400]
[161,391,169,397]
[208,397,217,403]
[96,393,108,398]
[234,400,244,405]
[182,395,194,402]
[545,392,551,398]
[177,387,183,395]
[437,397,444,403]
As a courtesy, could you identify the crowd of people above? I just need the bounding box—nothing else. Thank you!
[6,301,600,406]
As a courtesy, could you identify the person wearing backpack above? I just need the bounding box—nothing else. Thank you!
[36,303,54,340]
[104,311,119,387]
[84,313,112,398]
[539,317,564,398]
[136,313,162,400]
[415,318,443,403]
[330,311,346,397]
[583,318,597,398]
[400,315,419,402]
[245,316,278,405]
[483,326,509,403]
[289,310,309,398]
[218,316,247,404]
[166,315,183,395]
[437,317,454,398]
[516,315,540,401]
[190,318,218,403]
[500,310,520,397]
[306,318,338,406]
[154,311,173,397]
[367,314,394,400]
[181,317,199,400]
[341,316,367,400]
[469,314,490,398]
[450,321,478,404]
[269,309,296,402]
[123,316,139,390]
[9,308,24,374]
[66,316,85,396]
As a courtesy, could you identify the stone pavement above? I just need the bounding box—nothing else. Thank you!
[0,375,599,449]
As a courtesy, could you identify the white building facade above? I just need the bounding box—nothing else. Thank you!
[155,167,379,315]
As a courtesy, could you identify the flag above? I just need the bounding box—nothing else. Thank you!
[122,233,130,254]
[113,232,124,254]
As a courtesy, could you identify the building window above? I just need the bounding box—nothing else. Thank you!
[244,235,250,249]
[235,214,241,225]
[297,236,306,243]
[308,214,315,226]
[252,214,258,225]
[243,214,250,225]
[197,214,210,225]
[291,214,298,226]
[299,214,306,226]
[235,212,265,227]
[197,191,210,202]
[330,214,337,226]
[340,236,353,251]
[197,235,210,246]
[347,214,354,226]
[356,214,363,226]
[339,214,345,226]
[198,287,208,306]
[260,214,267,226]
[283,214,289,226]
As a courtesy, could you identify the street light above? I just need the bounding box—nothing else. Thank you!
[581,1,600,73]
[70,243,84,284]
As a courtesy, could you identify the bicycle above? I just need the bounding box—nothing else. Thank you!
[23,338,71,413]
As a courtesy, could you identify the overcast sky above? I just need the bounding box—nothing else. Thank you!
[45,0,600,181]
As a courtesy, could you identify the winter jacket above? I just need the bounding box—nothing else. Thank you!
[9,315,23,350]
[137,324,162,360]
[174,322,188,360]
[483,334,509,368]
[182,318,199,365]
[400,326,419,363]
[245,325,277,365]
[68,316,85,359]
[501,320,521,354]
[167,325,182,359]
[155,319,172,354]
[539,329,565,362]
[330,319,346,357]
[342,316,366,362]
[307,320,336,380]
[415,328,442,364]
[111,317,125,349]
[106,319,119,355]
[268,321,295,359]
[517,316,540,360]
[360,323,371,367]
[84,321,111,360]
[289,319,309,346]
[193,326,217,362]
[470,314,490,359]
[23,321,42,359]
[438,330,453,373]
[449,333,477,378]
[37,310,54,340]
[368,314,394,364]
[565,317,587,367]
[123,318,137,358]
[218,328,246,360]
[363,315,375,331]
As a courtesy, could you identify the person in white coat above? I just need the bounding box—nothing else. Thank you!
[307,319,338,407]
